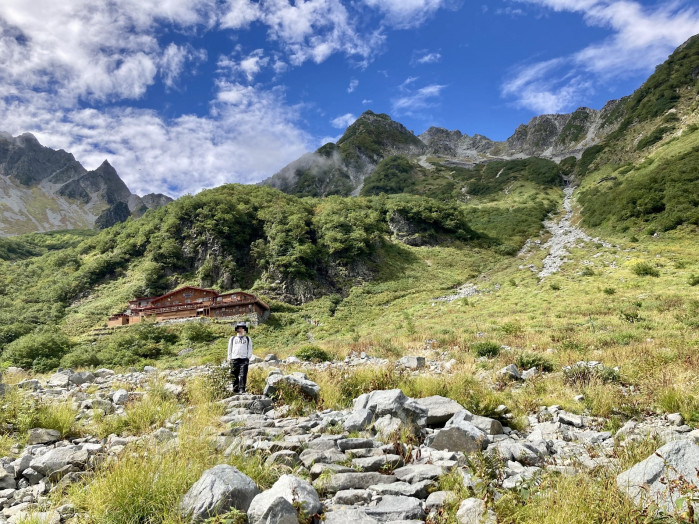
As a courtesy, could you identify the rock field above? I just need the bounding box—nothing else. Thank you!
[0,357,697,523]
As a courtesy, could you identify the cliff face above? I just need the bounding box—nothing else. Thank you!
[0,133,172,236]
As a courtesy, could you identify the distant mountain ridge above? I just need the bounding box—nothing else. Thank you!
[264,33,699,198]
[0,132,172,236]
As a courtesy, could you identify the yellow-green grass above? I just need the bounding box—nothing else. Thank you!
[66,374,286,523]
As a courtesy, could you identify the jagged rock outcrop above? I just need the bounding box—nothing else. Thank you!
[0,132,172,235]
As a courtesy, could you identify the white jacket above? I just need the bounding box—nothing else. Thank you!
[227,335,253,360]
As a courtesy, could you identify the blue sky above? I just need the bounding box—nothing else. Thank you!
[0,0,698,197]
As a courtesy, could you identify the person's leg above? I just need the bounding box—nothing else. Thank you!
[231,359,242,392]
[239,359,249,393]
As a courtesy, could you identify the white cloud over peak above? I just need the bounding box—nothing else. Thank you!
[331,113,357,129]
[503,0,699,113]
[392,82,446,116]
[347,79,359,93]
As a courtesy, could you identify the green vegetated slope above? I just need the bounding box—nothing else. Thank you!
[0,184,505,369]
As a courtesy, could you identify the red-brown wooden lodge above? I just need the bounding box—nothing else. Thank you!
[107,286,270,327]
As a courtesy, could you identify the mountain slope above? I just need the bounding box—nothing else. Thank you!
[0,132,172,236]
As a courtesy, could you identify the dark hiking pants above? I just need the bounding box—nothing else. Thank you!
[231,358,249,393]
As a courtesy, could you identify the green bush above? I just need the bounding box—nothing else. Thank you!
[632,262,660,277]
[563,363,620,386]
[580,267,595,276]
[2,328,73,371]
[688,274,699,286]
[294,345,333,362]
[471,341,501,358]
[181,322,216,343]
[603,287,616,295]
[515,353,554,372]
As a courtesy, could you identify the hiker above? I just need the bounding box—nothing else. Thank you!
[228,322,253,394]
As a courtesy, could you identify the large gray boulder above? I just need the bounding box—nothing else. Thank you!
[324,509,379,524]
[0,469,16,490]
[29,446,89,476]
[267,474,322,517]
[343,408,374,432]
[180,465,259,522]
[264,373,320,399]
[617,440,699,514]
[456,498,496,524]
[247,491,298,524]
[68,371,95,385]
[414,396,465,426]
[316,472,397,494]
[46,372,71,388]
[424,418,486,453]
[27,428,61,445]
[353,389,427,427]
[364,495,426,522]
[447,410,503,436]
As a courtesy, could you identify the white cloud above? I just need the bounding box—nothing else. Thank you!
[504,1,699,112]
[362,99,373,105]
[414,51,442,64]
[0,0,215,104]
[0,84,312,197]
[218,48,270,82]
[363,0,459,29]
[219,0,384,67]
[347,79,359,93]
[392,82,446,116]
[330,113,357,129]
[160,44,208,88]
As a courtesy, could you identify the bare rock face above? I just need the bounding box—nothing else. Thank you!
[0,132,172,235]
[180,465,260,522]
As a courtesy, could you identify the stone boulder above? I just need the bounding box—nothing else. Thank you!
[617,440,699,514]
[0,469,16,490]
[266,474,322,517]
[264,372,320,399]
[448,410,503,436]
[425,417,486,453]
[27,428,61,445]
[456,498,496,524]
[180,465,259,522]
[29,446,89,477]
[247,492,298,524]
[414,396,465,426]
[364,495,426,522]
[353,389,427,427]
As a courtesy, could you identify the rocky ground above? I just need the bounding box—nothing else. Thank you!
[0,357,697,523]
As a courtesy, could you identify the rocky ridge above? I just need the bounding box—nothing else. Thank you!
[0,357,697,523]
[0,132,172,236]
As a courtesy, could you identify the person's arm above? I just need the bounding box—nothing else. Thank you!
[227,337,234,361]
[247,337,253,359]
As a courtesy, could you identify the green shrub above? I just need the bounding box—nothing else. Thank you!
[471,341,501,358]
[2,328,73,371]
[563,363,620,386]
[181,321,216,343]
[580,267,595,276]
[688,274,699,286]
[632,262,660,277]
[294,345,333,362]
[603,287,616,295]
[515,353,554,372]
[500,321,523,336]
[550,283,561,290]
